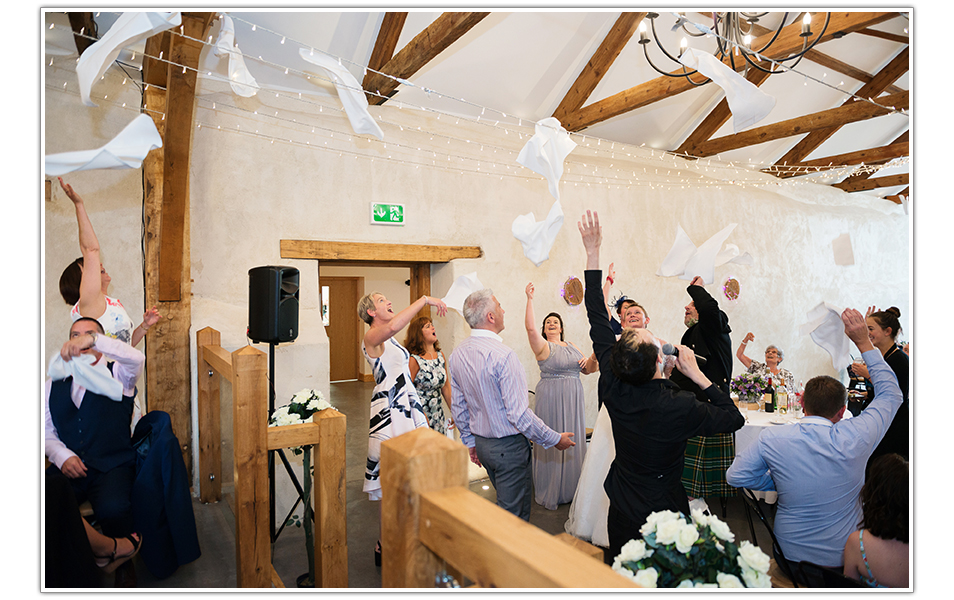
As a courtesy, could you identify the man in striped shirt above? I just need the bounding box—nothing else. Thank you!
[450,289,576,521]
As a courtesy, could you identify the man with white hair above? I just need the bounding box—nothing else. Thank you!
[449,289,576,521]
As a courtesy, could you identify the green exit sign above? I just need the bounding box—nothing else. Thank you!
[371,202,405,226]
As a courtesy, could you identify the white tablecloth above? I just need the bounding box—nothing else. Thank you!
[733,406,802,504]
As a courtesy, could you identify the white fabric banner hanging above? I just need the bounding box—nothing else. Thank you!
[299,49,384,140]
[77,12,181,107]
[678,47,776,132]
[45,114,163,176]
[516,117,576,201]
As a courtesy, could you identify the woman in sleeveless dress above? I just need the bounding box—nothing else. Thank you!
[358,291,447,563]
[524,283,597,510]
[404,316,452,435]
[57,178,160,346]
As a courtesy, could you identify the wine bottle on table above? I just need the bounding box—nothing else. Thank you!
[777,381,788,414]
[763,377,775,413]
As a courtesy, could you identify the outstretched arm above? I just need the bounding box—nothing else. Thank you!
[578,210,601,270]
[524,283,549,361]
[736,332,755,369]
[131,306,162,347]
[60,178,106,318]
[364,295,447,349]
[602,262,615,322]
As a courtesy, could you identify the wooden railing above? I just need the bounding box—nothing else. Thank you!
[196,327,347,588]
[379,427,637,588]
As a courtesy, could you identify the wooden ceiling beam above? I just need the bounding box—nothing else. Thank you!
[803,48,903,95]
[857,28,909,44]
[362,12,407,92]
[832,130,908,186]
[883,187,909,205]
[551,12,647,123]
[833,173,908,193]
[773,141,908,178]
[364,12,489,105]
[560,12,895,132]
[690,90,907,158]
[66,12,97,56]
[774,46,909,167]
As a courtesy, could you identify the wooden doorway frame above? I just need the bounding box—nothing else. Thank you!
[282,240,483,382]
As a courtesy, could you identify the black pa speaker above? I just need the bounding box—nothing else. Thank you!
[248,266,299,344]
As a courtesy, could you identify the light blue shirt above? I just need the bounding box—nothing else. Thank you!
[726,349,903,567]
[449,328,561,450]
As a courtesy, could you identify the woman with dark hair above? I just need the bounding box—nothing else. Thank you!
[404,315,452,435]
[843,453,909,587]
[57,178,160,347]
[524,282,597,510]
[851,306,909,463]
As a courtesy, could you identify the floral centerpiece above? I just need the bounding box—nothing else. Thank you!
[612,509,772,588]
[730,372,768,404]
[268,388,332,587]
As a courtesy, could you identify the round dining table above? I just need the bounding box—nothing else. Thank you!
[733,404,804,504]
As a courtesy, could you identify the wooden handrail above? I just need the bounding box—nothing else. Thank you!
[380,428,636,588]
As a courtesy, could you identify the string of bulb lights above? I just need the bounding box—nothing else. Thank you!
[46,13,908,192]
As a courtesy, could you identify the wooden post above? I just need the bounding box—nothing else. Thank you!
[196,327,222,503]
[231,345,271,588]
[313,409,348,587]
[380,428,468,587]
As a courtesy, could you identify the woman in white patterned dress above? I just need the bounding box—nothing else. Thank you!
[358,291,446,564]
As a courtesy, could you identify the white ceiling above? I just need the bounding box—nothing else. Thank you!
[44,9,910,201]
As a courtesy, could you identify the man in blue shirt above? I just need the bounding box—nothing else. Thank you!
[450,288,575,520]
[726,307,904,573]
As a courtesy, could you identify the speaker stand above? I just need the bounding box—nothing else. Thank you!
[267,342,308,545]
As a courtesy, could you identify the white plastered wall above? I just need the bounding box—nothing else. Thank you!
[45,52,910,495]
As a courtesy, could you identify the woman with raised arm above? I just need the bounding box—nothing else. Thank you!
[404,315,452,435]
[358,291,447,565]
[525,282,596,510]
[736,332,795,395]
[57,178,160,347]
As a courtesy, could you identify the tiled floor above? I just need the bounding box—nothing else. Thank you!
[125,380,775,588]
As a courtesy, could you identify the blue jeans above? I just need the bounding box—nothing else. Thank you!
[474,433,532,521]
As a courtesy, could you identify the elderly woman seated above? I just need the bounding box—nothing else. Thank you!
[736,332,795,395]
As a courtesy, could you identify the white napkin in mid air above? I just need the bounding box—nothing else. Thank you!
[678,47,776,132]
[77,12,181,106]
[799,302,851,371]
[45,114,163,176]
[299,49,384,140]
[47,353,123,401]
[657,223,753,284]
[517,117,577,201]
[213,14,258,97]
[441,272,485,315]
[511,199,564,266]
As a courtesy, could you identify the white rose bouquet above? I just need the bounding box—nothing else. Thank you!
[268,388,332,455]
[612,509,772,588]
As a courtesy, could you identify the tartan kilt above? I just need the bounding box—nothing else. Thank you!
[681,433,735,498]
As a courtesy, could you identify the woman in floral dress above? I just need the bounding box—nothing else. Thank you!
[404,316,452,434]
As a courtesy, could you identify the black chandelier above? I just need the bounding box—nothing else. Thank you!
[637,12,831,86]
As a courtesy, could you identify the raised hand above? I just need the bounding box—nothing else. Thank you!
[689,275,704,287]
[525,282,534,300]
[58,177,83,205]
[578,210,602,270]
[842,308,874,352]
[426,296,448,318]
[142,306,162,329]
[743,332,755,344]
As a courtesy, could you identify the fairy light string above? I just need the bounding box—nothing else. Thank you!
[46,13,909,193]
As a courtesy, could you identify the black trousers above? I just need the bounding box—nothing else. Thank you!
[45,468,102,588]
[607,504,644,564]
[47,461,135,538]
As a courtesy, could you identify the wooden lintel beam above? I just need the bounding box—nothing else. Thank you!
[551,12,646,123]
[692,91,907,158]
[676,67,773,156]
[281,240,482,263]
[774,46,909,166]
[772,142,908,178]
[365,12,489,105]
[561,12,895,132]
[833,173,908,193]
[363,12,408,88]
[857,28,909,44]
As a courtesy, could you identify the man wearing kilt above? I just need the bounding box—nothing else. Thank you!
[668,276,736,515]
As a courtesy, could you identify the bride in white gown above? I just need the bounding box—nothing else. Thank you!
[563,402,614,547]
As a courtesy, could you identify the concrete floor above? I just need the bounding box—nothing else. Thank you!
[125,380,775,588]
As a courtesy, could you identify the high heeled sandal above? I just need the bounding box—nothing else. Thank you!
[95,533,142,574]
